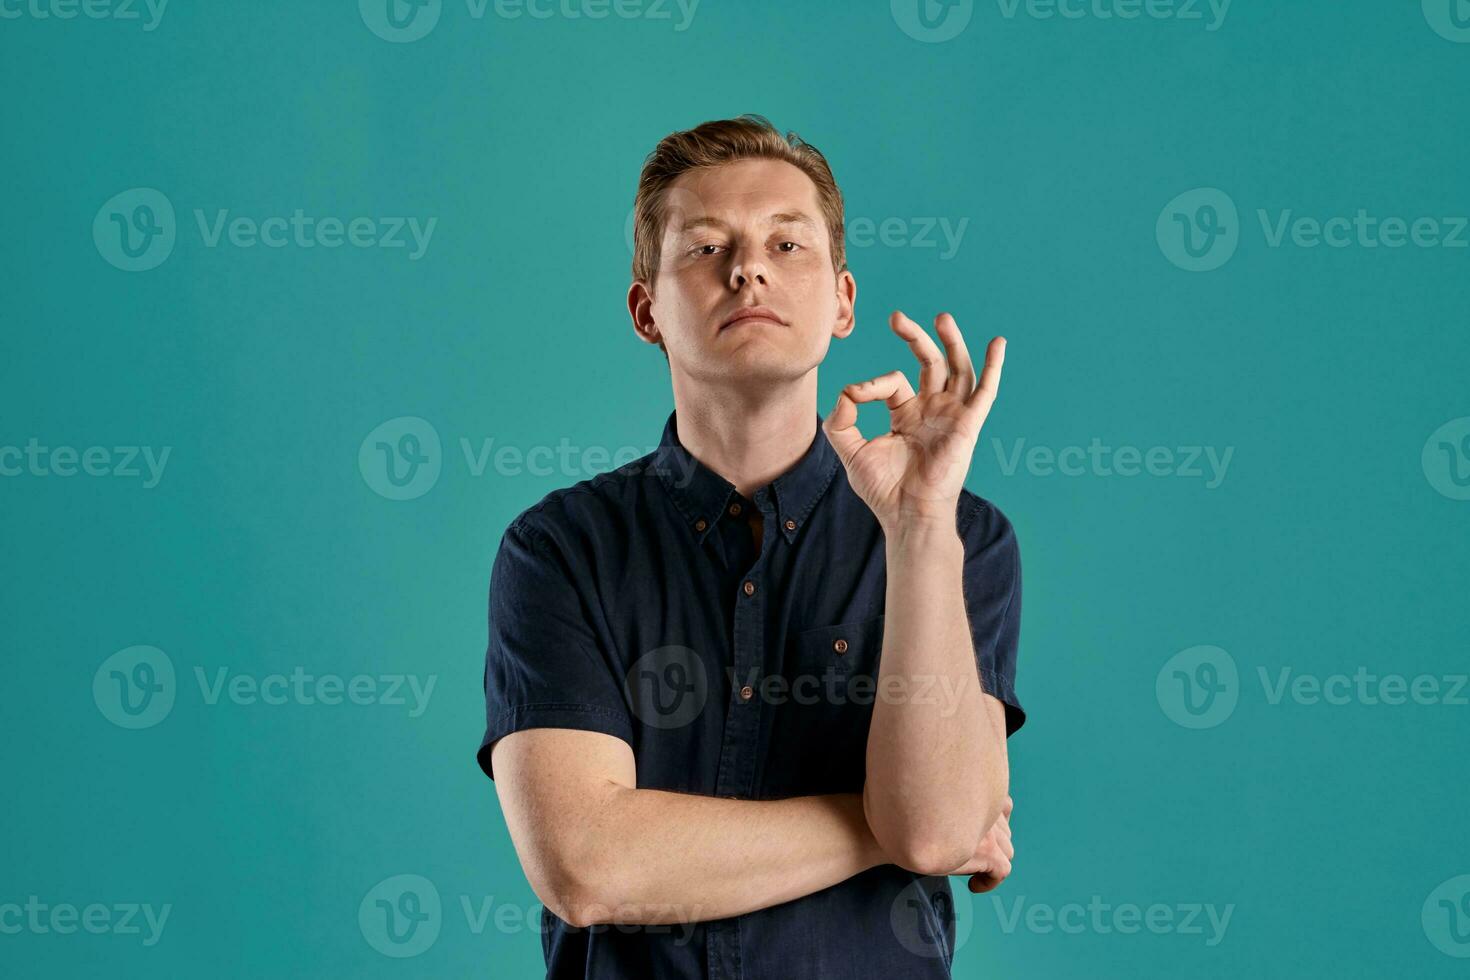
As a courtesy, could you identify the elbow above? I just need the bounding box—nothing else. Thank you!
[865,794,980,876]
[884,832,977,877]
[528,783,639,928]
[865,786,1005,876]
[550,890,605,930]
[531,854,623,928]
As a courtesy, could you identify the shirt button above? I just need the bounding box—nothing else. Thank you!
[728,502,742,517]
[742,581,756,597]
[739,685,754,701]
[784,519,796,531]
[833,638,849,654]
[694,519,707,532]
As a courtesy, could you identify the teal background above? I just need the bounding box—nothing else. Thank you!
[3,0,1469,977]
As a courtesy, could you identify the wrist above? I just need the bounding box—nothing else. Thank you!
[883,514,963,557]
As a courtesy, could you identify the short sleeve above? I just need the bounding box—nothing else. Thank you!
[958,496,1025,737]
[476,520,634,779]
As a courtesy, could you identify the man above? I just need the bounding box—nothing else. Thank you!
[477,115,1024,979]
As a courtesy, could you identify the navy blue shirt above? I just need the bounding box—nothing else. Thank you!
[478,410,1024,979]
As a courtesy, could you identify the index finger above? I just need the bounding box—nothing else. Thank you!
[890,310,948,395]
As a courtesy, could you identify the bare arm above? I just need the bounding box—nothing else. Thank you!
[490,727,886,928]
[866,522,1010,873]
[823,311,1013,873]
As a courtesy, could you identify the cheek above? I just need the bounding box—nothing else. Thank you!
[787,266,840,316]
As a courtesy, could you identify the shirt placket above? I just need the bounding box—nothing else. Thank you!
[705,488,775,980]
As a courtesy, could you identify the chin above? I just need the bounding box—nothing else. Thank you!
[712,341,821,383]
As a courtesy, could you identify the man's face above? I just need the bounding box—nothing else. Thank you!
[630,158,855,384]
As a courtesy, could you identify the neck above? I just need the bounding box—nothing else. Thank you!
[669,370,819,499]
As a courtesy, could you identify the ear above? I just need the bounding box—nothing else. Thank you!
[627,280,662,347]
[831,269,857,340]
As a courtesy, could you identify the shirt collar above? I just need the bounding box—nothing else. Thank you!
[653,409,840,545]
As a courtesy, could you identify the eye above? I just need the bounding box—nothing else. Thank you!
[776,241,802,253]
[694,244,725,256]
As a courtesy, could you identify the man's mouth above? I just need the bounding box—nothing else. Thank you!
[719,306,787,331]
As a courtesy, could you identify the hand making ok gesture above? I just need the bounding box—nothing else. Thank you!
[823,311,1005,533]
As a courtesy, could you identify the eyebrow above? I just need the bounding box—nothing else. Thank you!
[677,211,820,233]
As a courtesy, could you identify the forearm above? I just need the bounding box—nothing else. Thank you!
[556,788,883,927]
[864,518,1009,872]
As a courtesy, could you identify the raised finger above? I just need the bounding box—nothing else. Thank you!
[935,312,976,397]
[890,310,947,395]
[966,336,1006,420]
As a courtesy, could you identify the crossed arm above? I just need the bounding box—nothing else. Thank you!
[491,729,883,928]
[491,723,1012,929]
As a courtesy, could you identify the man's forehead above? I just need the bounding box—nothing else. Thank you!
[665,159,822,225]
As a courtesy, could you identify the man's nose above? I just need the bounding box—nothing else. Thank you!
[728,247,769,290]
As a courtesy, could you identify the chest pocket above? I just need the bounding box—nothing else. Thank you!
[771,614,887,795]
[787,613,886,683]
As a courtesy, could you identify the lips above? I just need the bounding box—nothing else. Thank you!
[719,306,786,330]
